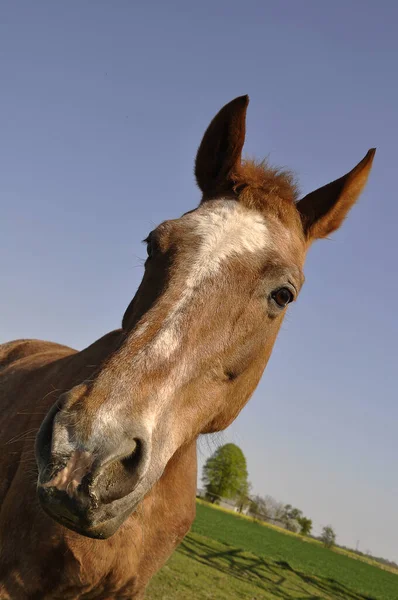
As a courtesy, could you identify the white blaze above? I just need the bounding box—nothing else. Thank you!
[94,201,270,443]
[149,200,269,359]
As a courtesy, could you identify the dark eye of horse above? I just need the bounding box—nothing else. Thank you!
[144,234,156,259]
[271,287,294,308]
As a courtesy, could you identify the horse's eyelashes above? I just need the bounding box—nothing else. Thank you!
[145,233,158,259]
[146,239,153,259]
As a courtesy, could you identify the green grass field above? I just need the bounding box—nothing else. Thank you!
[147,501,398,600]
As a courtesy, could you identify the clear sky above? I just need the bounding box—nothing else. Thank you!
[1,1,397,562]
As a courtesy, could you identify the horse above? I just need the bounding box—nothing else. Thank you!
[0,95,375,599]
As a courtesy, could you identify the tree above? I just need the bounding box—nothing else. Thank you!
[321,525,336,548]
[283,504,303,522]
[298,516,313,536]
[235,481,252,513]
[272,500,286,521]
[202,444,249,503]
[249,494,272,520]
[282,505,303,531]
[249,494,284,522]
[248,495,260,516]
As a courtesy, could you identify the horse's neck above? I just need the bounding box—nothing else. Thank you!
[133,440,198,584]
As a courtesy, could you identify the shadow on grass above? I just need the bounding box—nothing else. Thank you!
[178,534,376,600]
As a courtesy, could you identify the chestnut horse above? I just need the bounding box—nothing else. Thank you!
[0,96,375,599]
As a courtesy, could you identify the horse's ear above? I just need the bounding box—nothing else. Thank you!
[195,95,249,198]
[296,149,376,242]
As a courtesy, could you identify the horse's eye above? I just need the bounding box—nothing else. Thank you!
[271,287,294,308]
[145,234,156,259]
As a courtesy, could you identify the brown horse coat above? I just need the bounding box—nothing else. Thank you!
[0,96,375,599]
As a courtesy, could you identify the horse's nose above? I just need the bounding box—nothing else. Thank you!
[36,403,152,506]
[41,434,149,504]
[36,430,150,538]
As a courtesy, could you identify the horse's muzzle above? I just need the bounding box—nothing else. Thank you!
[35,395,152,539]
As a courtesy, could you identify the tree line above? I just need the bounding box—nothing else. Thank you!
[202,443,336,547]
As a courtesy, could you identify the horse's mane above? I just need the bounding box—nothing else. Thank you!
[233,159,299,205]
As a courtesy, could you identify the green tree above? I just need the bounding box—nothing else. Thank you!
[235,480,251,513]
[282,504,302,531]
[202,444,249,503]
[298,516,313,536]
[248,495,260,516]
[283,504,303,521]
[321,525,336,548]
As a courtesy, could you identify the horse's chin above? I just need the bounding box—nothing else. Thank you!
[37,482,143,540]
[44,508,125,540]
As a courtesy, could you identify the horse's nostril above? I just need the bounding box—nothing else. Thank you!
[35,398,64,474]
[93,437,150,505]
[120,439,143,474]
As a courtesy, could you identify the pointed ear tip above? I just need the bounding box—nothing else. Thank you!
[232,94,250,107]
[358,148,376,171]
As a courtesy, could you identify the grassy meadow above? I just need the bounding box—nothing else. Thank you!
[147,501,398,600]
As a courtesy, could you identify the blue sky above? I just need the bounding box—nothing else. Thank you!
[1,1,397,561]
